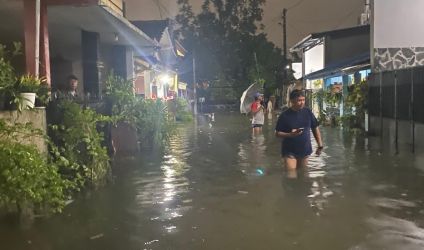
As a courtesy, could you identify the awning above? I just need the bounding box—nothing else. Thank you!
[304,52,370,80]
[48,4,158,50]
[290,25,370,52]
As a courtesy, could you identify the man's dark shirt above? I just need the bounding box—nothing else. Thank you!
[275,107,318,157]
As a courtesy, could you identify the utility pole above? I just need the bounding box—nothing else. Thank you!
[280,8,288,108]
[193,52,197,116]
[282,8,288,62]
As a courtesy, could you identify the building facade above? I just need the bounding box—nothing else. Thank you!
[290,25,371,121]
[368,0,424,151]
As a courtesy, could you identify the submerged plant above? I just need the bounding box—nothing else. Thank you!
[104,72,177,148]
[133,99,176,148]
[49,101,111,187]
[0,119,75,215]
[175,97,193,122]
[344,79,368,129]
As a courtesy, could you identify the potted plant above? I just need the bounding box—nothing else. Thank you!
[13,74,45,110]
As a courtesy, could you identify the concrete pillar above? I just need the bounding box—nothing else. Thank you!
[23,0,51,85]
[82,30,102,98]
[112,46,128,79]
[126,47,134,80]
[341,75,349,117]
[39,2,51,85]
[354,71,361,84]
[23,0,36,75]
[112,46,135,81]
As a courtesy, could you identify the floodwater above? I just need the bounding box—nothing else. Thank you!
[2,112,424,250]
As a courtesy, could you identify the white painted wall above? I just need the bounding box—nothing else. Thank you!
[304,43,324,75]
[373,0,424,48]
[144,70,152,98]
[292,62,302,80]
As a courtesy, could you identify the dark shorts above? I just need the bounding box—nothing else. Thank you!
[282,151,311,159]
[252,124,263,128]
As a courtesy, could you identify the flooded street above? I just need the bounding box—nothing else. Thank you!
[2,113,424,250]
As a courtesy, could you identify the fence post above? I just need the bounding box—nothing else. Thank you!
[379,71,383,149]
[411,69,415,153]
[394,71,398,154]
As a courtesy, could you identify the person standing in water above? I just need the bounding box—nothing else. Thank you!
[275,89,323,170]
[251,92,265,133]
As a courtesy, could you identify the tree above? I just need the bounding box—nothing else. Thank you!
[175,0,283,102]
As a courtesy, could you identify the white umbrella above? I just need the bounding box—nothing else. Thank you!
[240,82,261,114]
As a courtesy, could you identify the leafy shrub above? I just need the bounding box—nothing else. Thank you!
[344,80,368,128]
[0,43,20,94]
[175,97,193,122]
[105,72,137,124]
[133,99,176,148]
[0,120,74,213]
[50,101,111,187]
[104,73,176,148]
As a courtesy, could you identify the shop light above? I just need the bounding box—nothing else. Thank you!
[159,74,171,85]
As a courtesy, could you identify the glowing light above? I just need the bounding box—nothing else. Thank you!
[159,74,171,85]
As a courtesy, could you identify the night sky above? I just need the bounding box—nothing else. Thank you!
[127,0,365,48]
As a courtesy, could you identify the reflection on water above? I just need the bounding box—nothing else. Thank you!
[238,133,267,177]
[135,134,193,237]
[2,113,424,250]
[359,215,424,250]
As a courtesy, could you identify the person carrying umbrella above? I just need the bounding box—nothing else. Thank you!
[251,92,265,133]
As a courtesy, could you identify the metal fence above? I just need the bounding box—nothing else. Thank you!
[369,66,424,121]
[368,66,424,153]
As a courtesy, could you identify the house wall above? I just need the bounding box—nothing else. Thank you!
[368,0,424,152]
[49,27,84,94]
[373,0,424,48]
[100,43,114,81]
[325,28,370,66]
[143,70,153,98]
[51,33,135,98]
[372,0,424,72]
[304,44,324,75]
[0,109,47,153]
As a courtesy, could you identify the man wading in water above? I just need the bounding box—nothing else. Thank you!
[275,89,323,170]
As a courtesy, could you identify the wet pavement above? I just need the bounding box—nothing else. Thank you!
[2,112,424,250]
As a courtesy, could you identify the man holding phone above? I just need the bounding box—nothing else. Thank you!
[275,89,323,170]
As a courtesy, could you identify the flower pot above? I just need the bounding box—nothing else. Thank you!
[19,92,36,110]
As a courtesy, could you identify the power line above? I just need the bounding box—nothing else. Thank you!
[287,0,305,10]
[151,0,163,19]
[334,5,362,29]
[155,0,172,17]
[152,0,172,19]
[287,22,303,38]
[266,0,304,24]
